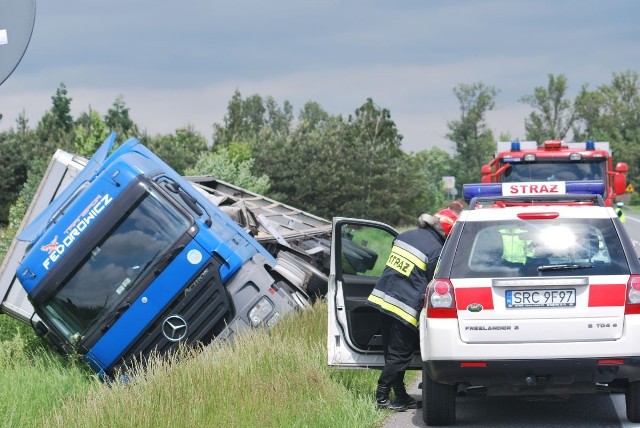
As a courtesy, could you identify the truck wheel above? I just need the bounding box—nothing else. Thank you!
[626,381,640,423]
[422,368,456,426]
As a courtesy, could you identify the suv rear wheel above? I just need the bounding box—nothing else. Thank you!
[422,367,456,426]
[626,381,640,423]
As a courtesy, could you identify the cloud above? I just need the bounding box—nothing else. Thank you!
[1,1,639,155]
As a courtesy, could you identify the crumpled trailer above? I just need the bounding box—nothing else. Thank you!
[185,176,331,302]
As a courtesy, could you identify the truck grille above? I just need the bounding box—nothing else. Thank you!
[108,262,232,377]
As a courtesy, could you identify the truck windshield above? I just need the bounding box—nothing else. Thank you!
[40,188,191,343]
[502,160,606,183]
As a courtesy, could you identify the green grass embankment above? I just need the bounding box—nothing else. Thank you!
[0,300,391,428]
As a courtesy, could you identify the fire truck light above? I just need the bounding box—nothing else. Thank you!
[569,153,582,161]
[523,154,536,162]
[510,141,521,151]
[586,140,595,150]
[463,181,606,202]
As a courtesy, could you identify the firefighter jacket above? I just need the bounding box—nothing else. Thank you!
[367,226,445,331]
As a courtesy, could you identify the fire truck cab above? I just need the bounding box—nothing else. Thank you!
[481,140,628,206]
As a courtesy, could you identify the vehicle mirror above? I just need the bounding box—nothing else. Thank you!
[614,172,626,196]
[0,0,36,86]
[481,165,491,175]
[616,162,629,173]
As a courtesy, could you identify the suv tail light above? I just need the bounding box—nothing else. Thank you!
[426,279,457,318]
[625,275,640,314]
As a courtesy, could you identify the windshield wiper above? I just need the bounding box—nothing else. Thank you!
[152,244,186,276]
[101,302,131,332]
[538,263,594,272]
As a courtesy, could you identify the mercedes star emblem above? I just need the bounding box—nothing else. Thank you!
[162,315,188,341]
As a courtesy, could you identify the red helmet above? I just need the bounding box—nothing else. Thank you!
[434,207,459,236]
[448,200,464,214]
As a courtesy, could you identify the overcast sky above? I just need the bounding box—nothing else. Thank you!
[1,0,640,153]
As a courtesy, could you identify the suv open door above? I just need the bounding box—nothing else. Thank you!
[327,217,422,368]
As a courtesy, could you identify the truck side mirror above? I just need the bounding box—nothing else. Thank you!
[480,165,492,183]
[614,172,627,196]
[616,162,629,173]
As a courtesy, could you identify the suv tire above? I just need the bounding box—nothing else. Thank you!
[422,367,456,426]
[626,381,640,423]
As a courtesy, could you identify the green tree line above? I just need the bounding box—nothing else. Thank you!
[1,70,640,227]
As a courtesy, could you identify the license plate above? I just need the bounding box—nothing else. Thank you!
[506,288,576,308]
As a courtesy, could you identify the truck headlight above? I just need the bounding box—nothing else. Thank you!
[249,296,275,327]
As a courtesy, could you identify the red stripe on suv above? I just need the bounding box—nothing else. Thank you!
[588,283,626,307]
[455,287,494,310]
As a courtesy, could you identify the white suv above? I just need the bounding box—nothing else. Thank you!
[327,180,640,426]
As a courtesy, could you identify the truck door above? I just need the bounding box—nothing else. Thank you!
[328,217,404,367]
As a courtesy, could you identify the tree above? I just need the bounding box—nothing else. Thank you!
[212,90,293,150]
[185,143,270,194]
[212,90,265,148]
[74,108,109,157]
[270,114,354,218]
[0,113,38,224]
[447,82,498,186]
[145,126,208,174]
[0,138,28,224]
[574,70,640,182]
[36,83,75,156]
[410,147,455,215]
[104,95,139,143]
[520,73,576,142]
[342,99,416,223]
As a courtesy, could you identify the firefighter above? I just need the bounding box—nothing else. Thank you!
[615,202,627,223]
[368,207,459,411]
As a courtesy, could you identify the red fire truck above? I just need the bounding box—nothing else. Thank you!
[481,140,628,206]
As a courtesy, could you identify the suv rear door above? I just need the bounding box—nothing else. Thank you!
[327,217,422,368]
[448,210,632,346]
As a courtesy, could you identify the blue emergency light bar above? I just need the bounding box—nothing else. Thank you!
[463,180,606,202]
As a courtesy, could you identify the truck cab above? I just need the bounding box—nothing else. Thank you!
[10,134,303,379]
[480,140,628,206]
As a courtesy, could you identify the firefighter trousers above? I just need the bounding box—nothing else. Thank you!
[377,312,419,389]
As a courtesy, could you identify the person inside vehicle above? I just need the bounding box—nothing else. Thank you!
[615,201,626,223]
[367,205,459,411]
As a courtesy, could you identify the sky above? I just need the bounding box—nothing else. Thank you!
[1,0,640,154]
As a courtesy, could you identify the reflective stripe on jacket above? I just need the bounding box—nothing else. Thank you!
[367,226,444,330]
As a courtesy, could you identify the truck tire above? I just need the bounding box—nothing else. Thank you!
[626,381,640,423]
[422,368,456,426]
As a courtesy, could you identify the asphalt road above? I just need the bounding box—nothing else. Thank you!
[383,210,640,428]
[383,377,639,428]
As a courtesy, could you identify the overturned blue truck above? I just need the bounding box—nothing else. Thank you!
[0,133,331,379]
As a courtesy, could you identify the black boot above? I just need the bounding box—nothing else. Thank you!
[376,385,391,409]
[376,385,408,411]
[393,385,420,409]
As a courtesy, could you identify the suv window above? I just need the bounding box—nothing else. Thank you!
[450,218,629,278]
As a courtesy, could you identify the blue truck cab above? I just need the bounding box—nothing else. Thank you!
[14,133,299,379]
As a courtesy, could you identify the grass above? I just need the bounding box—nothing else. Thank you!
[0,326,98,428]
[0,300,396,428]
[625,204,640,215]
